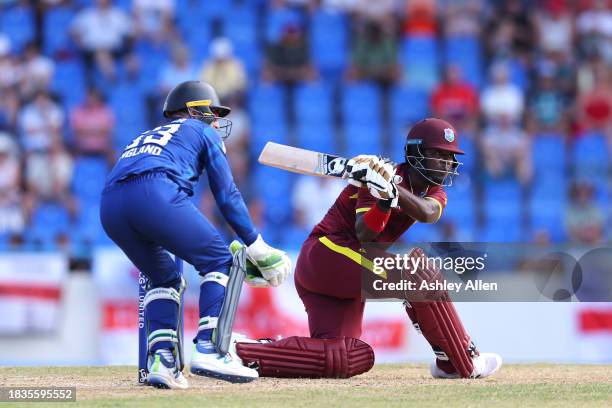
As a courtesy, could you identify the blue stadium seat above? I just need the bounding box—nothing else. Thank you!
[265,6,304,43]
[390,86,430,130]
[72,157,109,204]
[529,196,566,242]
[532,134,566,176]
[224,6,260,75]
[183,24,212,63]
[531,173,566,205]
[75,203,111,246]
[573,132,610,178]
[310,10,348,79]
[0,4,35,54]
[343,123,383,158]
[29,204,71,244]
[50,60,86,110]
[248,82,288,155]
[253,167,293,226]
[400,35,440,90]
[444,36,483,88]
[295,81,334,124]
[341,82,381,126]
[456,134,477,175]
[403,222,443,243]
[109,82,147,148]
[134,40,171,94]
[443,179,476,229]
[43,6,76,56]
[250,122,289,158]
[482,179,523,241]
[296,123,336,153]
[481,222,522,242]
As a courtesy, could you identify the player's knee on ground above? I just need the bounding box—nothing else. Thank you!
[236,336,374,378]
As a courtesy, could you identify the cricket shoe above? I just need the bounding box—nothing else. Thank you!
[190,340,258,383]
[431,352,502,379]
[147,349,189,389]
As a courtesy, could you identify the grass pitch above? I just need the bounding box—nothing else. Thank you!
[0,364,610,407]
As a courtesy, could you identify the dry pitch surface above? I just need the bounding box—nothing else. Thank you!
[1,365,611,407]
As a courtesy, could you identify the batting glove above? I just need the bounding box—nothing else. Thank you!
[245,235,291,287]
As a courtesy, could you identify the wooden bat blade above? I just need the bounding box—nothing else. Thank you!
[258,142,348,178]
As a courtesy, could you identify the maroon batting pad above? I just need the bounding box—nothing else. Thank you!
[235,336,374,378]
[406,299,476,378]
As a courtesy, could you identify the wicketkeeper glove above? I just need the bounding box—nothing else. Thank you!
[245,235,291,287]
[229,240,270,288]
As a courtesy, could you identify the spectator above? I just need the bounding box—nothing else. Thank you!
[70,0,132,81]
[24,139,76,218]
[480,62,525,125]
[480,113,532,184]
[353,0,398,21]
[0,87,20,132]
[0,35,21,91]
[263,24,317,83]
[576,63,612,133]
[402,0,438,37]
[564,180,604,245]
[132,0,176,42]
[526,63,568,134]
[485,0,535,60]
[158,44,198,96]
[440,0,482,38]
[291,176,344,227]
[17,91,64,153]
[347,18,400,85]
[70,87,115,162]
[200,38,247,101]
[0,133,24,235]
[431,65,479,133]
[576,0,612,62]
[534,0,574,56]
[19,42,55,99]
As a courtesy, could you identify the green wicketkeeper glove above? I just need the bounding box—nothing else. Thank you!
[229,240,270,288]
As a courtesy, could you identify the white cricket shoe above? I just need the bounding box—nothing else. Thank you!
[431,352,502,379]
[190,340,258,383]
[147,349,189,389]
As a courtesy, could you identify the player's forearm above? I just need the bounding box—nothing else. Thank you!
[214,183,258,245]
[355,202,390,243]
[397,186,440,223]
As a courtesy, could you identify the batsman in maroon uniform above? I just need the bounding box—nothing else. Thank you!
[237,118,502,379]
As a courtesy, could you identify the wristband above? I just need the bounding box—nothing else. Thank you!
[363,203,391,233]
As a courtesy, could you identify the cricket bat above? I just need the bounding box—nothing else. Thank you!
[258,142,402,183]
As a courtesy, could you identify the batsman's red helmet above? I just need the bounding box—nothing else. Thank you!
[404,118,464,186]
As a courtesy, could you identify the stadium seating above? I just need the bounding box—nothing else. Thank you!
[444,36,483,89]
[50,60,86,110]
[223,5,260,75]
[341,82,382,126]
[43,6,75,56]
[309,9,348,79]
[0,4,35,54]
[573,132,610,178]
[400,35,440,90]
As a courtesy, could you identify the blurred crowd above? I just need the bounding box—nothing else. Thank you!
[0,0,610,258]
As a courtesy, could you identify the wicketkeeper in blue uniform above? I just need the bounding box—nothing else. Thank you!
[100,81,291,389]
